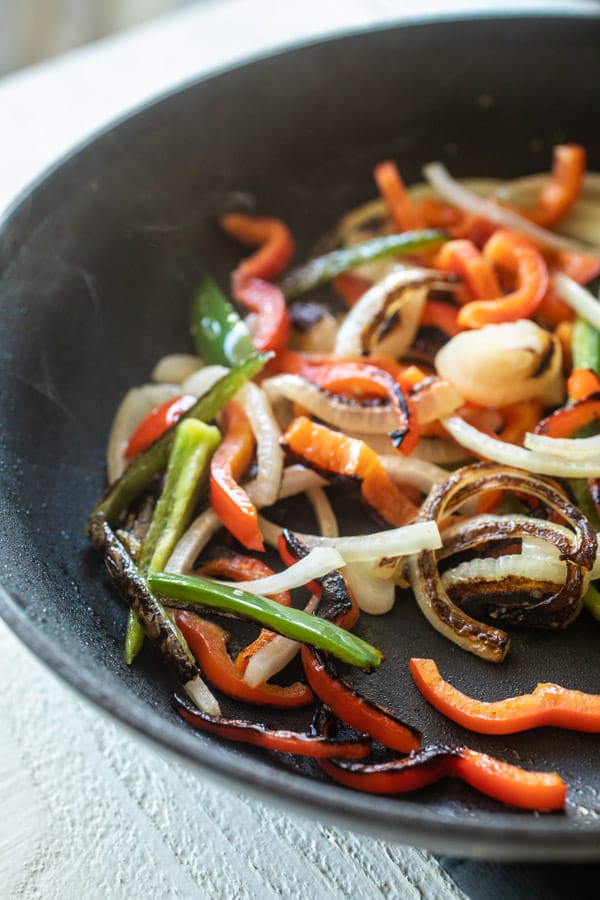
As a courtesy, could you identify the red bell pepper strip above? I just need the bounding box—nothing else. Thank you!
[281,416,419,526]
[232,277,290,356]
[554,249,600,286]
[374,160,423,232]
[435,239,501,301]
[457,230,549,328]
[534,391,600,438]
[318,744,566,810]
[174,610,313,708]
[516,143,586,228]
[197,551,291,672]
[173,694,371,758]
[209,399,263,551]
[410,657,600,735]
[124,394,198,459]
[302,646,421,753]
[220,212,294,288]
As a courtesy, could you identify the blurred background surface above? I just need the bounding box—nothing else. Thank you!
[0,0,197,76]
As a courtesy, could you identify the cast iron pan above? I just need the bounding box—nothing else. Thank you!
[2,11,600,861]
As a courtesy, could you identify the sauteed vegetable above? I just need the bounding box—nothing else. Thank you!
[89,144,600,812]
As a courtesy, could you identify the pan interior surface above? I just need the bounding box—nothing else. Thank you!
[2,12,600,860]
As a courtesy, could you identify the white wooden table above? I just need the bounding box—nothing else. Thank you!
[2,1,599,897]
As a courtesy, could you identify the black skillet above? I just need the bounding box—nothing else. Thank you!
[2,10,600,861]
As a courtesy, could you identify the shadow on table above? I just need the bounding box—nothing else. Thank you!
[437,857,600,899]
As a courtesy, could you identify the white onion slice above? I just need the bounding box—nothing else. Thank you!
[237,381,283,507]
[181,365,230,397]
[263,373,399,433]
[441,554,568,591]
[442,415,600,477]
[307,487,339,538]
[423,161,593,254]
[243,595,320,688]
[106,383,180,483]
[212,547,345,595]
[334,266,434,358]
[380,453,449,493]
[151,353,202,384]
[524,430,600,459]
[183,674,221,716]
[259,519,442,562]
[553,273,600,331]
[411,437,473,465]
[343,560,396,615]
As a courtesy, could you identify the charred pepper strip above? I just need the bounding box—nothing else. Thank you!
[90,353,268,528]
[410,658,600,734]
[318,746,567,810]
[172,694,371,758]
[279,230,447,301]
[89,514,197,683]
[147,571,383,670]
[302,646,421,752]
[190,276,257,367]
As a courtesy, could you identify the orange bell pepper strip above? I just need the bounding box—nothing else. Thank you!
[173,695,371,758]
[410,657,600,735]
[281,416,419,526]
[435,239,501,301]
[124,394,197,459]
[555,321,573,374]
[219,212,294,288]
[515,143,586,229]
[567,367,600,401]
[534,392,600,438]
[536,286,575,327]
[302,646,421,753]
[173,610,313,708]
[457,230,549,328]
[498,398,545,446]
[332,272,372,308]
[319,744,566,810]
[374,159,423,232]
[197,551,291,673]
[554,249,600,285]
[209,399,263,551]
[232,277,290,355]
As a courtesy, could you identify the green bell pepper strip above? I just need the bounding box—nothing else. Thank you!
[148,571,384,670]
[279,229,448,300]
[572,316,600,375]
[125,418,221,664]
[89,353,269,529]
[568,318,600,619]
[190,277,257,366]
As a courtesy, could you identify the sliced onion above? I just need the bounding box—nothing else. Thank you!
[277,465,328,497]
[441,554,569,593]
[243,595,320,688]
[411,436,474,466]
[423,161,595,254]
[263,373,400,434]
[553,273,600,331]
[443,415,600,477]
[407,463,597,660]
[212,547,345,595]
[259,518,442,562]
[237,381,283,507]
[181,365,230,398]
[435,320,564,409]
[106,383,180,483]
[524,430,600,459]
[408,377,464,425]
[334,266,446,358]
[289,303,339,353]
[307,487,339,538]
[380,453,449,494]
[343,560,396,615]
[183,673,221,716]
[151,353,203,384]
